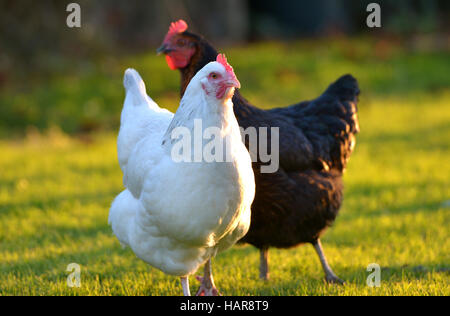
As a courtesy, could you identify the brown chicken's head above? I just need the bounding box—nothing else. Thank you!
[157,19,197,70]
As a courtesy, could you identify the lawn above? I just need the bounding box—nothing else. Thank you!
[0,38,449,296]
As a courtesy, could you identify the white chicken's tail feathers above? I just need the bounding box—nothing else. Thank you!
[109,189,141,248]
[124,68,149,106]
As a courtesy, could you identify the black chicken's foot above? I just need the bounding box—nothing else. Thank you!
[313,239,345,285]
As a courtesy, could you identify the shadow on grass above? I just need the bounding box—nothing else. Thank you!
[1,243,126,277]
[3,232,448,295]
[0,189,119,218]
[0,221,112,251]
[235,263,449,295]
[341,196,445,221]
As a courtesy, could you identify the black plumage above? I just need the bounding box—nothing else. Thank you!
[170,31,360,283]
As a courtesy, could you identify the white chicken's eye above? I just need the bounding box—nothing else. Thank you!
[210,73,218,79]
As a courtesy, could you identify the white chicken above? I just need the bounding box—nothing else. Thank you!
[109,55,255,296]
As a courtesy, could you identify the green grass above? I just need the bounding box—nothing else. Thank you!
[0,38,449,295]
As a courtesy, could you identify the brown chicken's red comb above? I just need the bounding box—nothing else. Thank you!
[216,54,236,78]
[168,20,188,35]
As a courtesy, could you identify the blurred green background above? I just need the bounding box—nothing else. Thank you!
[0,0,449,296]
[1,0,449,137]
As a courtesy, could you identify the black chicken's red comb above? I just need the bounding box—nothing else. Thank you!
[168,20,188,35]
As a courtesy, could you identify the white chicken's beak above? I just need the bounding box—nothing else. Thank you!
[224,77,241,89]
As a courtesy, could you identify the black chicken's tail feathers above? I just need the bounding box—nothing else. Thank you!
[265,74,360,173]
[312,74,360,172]
[324,74,360,103]
[290,74,360,172]
[322,74,360,135]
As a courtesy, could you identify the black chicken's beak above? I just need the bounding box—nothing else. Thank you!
[156,44,173,55]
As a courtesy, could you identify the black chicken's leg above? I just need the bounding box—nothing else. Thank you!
[312,239,345,285]
[259,247,270,281]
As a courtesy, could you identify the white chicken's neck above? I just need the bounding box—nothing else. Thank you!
[163,82,238,144]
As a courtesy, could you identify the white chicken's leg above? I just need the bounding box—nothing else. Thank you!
[313,239,345,285]
[180,276,191,296]
[195,259,220,296]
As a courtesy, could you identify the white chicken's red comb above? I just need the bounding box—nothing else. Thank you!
[216,54,236,78]
[168,20,188,36]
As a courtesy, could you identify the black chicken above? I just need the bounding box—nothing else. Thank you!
[157,20,360,292]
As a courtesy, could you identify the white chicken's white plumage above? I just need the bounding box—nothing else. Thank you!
[116,69,173,180]
[109,62,255,290]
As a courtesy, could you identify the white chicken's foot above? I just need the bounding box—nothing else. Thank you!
[180,276,191,296]
[195,259,221,296]
[313,239,345,285]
